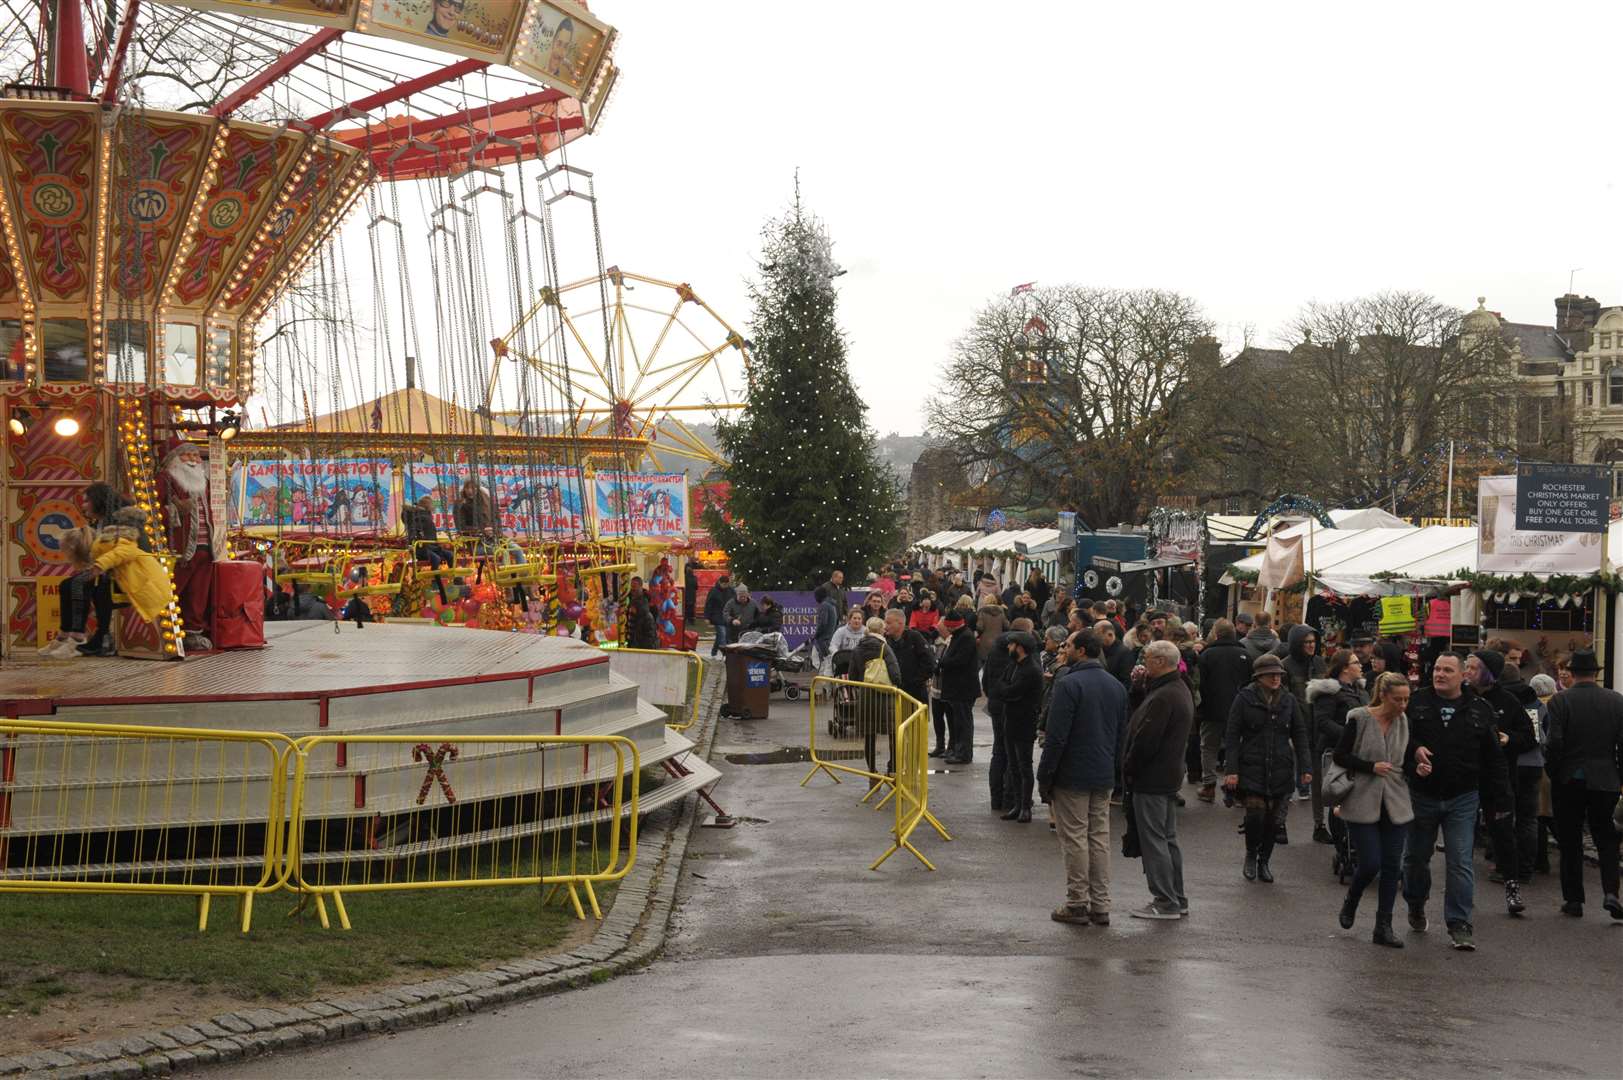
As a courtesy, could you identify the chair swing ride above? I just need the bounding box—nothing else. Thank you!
[0,0,748,653]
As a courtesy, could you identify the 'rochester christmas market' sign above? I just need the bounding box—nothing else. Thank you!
[1514,463,1611,534]
[1478,474,1604,574]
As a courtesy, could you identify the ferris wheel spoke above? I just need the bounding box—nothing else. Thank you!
[615,301,649,402]
[652,417,724,466]
[631,345,729,411]
[557,308,615,402]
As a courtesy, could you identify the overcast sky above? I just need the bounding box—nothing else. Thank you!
[538,0,1623,437]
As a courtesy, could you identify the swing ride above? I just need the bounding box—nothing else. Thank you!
[0,0,722,898]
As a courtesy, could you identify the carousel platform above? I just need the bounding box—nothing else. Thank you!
[0,623,720,845]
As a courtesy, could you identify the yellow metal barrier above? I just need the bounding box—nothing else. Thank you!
[602,647,704,730]
[800,676,950,870]
[285,734,639,930]
[0,720,298,933]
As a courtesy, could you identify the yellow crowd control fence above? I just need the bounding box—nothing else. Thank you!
[0,720,297,932]
[0,721,639,933]
[801,676,951,870]
[286,733,638,930]
[603,646,704,729]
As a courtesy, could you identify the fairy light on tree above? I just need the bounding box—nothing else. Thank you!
[703,182,901,588]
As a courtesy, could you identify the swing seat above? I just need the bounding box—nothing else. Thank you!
[336,583,402,599]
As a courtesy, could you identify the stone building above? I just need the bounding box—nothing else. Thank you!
[906,446,968,540]
[1464,293,1623,495]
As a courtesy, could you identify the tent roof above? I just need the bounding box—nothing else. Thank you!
[965,528,1058,554]
[1223,527,1420,581]
[1203,507,1413,544]
[1313,527,1479,596]
[914,529,984,551]
[276,388,523,438]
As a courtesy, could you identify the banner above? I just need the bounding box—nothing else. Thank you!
[1478,475,1604,574]
[1515,463,1611,533]
[753,590,867,650]
[594,471,688,541]
[405,464,587,537]
[231,460,395,532]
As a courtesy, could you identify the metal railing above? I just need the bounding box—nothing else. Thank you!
[603,647,704,729]
[0,720,298,932]
[801,676,951,870]
[0,721,640,933]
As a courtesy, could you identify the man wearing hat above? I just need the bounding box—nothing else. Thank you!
[996,624,1044,822]
[937,610,980,764]
[1402,652,1514,950]
[1541,649,1623,919]
[158,437,217,650]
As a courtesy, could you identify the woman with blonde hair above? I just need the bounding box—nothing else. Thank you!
[1331,671,1414,946]
[846,616,903,785]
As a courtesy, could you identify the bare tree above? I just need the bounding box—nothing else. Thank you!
[1282,291,1521,515]
[925,285,1216,529]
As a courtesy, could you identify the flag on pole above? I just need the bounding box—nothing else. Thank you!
[1009,282,1036,297]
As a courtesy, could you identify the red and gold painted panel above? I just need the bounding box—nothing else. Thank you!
[0,104,100,305]
[3,386,100,483]
[0,232,16,307]
[220,138,364,313]
[8,581,38,650]
[171,123,298,309]
[8,484,90,580]
[105,114,214,304]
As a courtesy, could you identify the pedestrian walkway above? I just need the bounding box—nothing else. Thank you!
[218,691,1623,1079]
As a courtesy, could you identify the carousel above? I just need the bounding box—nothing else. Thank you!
[0,0,721,893]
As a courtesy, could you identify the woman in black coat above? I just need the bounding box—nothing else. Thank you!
[1224,653,1313,884]
[1306,649,1369,844]
[846,618,903,784]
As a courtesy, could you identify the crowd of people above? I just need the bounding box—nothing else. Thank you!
[719,559,1623,949]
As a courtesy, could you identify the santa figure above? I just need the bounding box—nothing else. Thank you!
[159,438,217,651]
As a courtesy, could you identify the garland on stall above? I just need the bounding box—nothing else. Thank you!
[1241,494,1336,540]
[1431,568,1623,599]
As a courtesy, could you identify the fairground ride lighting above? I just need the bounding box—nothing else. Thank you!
[52,415,81,438]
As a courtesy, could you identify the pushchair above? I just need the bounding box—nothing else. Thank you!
[771,640,818,700]
[826,648,857,737]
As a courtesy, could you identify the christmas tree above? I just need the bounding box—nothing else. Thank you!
[705,189,902,590]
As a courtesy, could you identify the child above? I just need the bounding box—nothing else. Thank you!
[40,528,102,659]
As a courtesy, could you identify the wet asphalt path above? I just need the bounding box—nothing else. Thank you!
[227,692,1621,1078]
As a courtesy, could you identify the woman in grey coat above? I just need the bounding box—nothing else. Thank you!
[1331,671,1416,947]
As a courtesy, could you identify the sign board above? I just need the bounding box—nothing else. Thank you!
[747,590,865,650]
[406,464,587,537]
[1092,556,1121,572]
[36,579,61,648]
[593,472,688,541]
[208,436,228,550]
[745,660,770,688]
[231,459,396,533]
[1515,463,1611,533]
[1478,475,1604,574]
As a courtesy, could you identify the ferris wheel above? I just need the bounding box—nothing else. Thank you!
[489,267,750,470]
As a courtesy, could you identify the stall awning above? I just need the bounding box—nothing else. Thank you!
[1222,527,1421,584]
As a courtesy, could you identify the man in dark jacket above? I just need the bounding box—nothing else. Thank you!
[981,616,1028,811]
[1240,611,1282,663]
[703,574,732,655]
[1040,629,1128,925]
[1121,640,1195,920]
[884,609,936,709]
[1272,623,1326,843]
[1095,620,1134,689]
[937,611,979,764]
[1465,649,1536,915]
[1195,619,1251,802]
[1542,650,1623,919]
[1402,652,1514,951]
[812,586,839,664]
[722,585,761,640]
[999,630,1044,821]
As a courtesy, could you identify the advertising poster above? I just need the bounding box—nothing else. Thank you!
[593,471,687,541]
[509,0,614,99]
[405,464,588,537]
[1477,475,1604,574]
[232,460,394,532]
[758,590,866,650]
[357,0,524,62]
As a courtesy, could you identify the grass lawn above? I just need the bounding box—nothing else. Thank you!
[0,878,613,1020]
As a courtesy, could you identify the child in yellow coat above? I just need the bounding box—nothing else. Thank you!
[42,508,177,659]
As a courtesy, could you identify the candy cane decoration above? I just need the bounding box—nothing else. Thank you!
[413,742,459,805]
